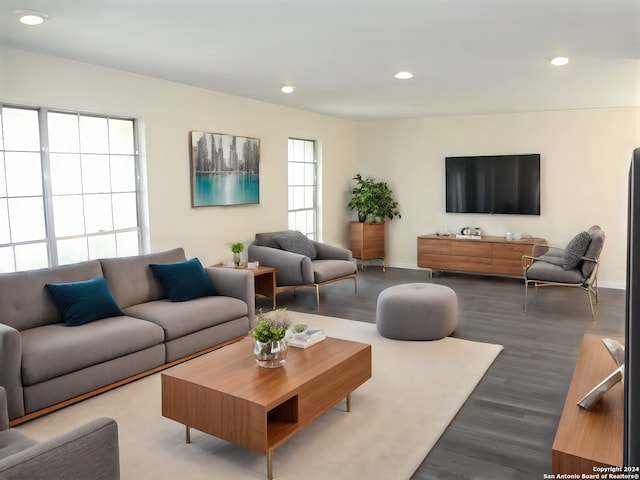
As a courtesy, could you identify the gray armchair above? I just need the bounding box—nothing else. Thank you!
[0,387,120,480]
[522,225,605,321]
[248,231,357,306]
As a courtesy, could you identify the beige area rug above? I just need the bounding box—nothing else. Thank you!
[17,313,503,480]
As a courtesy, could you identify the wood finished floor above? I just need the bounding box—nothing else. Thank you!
[255,266,626,480]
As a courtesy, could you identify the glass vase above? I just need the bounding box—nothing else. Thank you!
[233,252,241,266]
[253,339,289,368]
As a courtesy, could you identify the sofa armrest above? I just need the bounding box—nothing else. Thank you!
[311,241,353,261]
[0,417,120,480]
[0,324,24,421]
[248,244,314,285]
[0,387,8,431]
[205,267,255,323]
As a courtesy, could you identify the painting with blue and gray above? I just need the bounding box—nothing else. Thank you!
[191,131,260,206]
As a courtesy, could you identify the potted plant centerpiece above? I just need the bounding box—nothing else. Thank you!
[250,309,291,368]
[347,173,401,223]
[230,242,244,266]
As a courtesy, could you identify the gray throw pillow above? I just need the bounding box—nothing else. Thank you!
[274,231,317,259]
[562,231,591,270]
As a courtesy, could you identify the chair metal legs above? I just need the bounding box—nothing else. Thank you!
[523,278,598,322]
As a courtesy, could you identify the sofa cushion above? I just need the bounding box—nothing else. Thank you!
[149,258,217,302]
[100,248,187,309]
[526,261,585,284]
[536,254,564,267]
[254,231,286,249]
[0,260,104,331]
[20,316,165,386]
[123,296,248,341]
[45,278,124,326]
[562,231,591,270]
[582,227,605,278]
[274,231,317,259]
[312,259,357,283]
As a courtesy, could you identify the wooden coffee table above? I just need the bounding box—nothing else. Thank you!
[161,336,371,479]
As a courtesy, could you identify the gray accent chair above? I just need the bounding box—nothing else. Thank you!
[522,225,605,321]
[248,231,357,306]
[0,387,120,480]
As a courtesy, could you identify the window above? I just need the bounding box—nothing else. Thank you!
[0,105,141,273]
[287,138,317,239]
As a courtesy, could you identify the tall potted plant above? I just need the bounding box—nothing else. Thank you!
[347,173,401,223]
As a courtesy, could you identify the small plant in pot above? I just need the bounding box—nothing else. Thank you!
[230,242,244,266]
[251,309,291,368]
[347,173,401,223]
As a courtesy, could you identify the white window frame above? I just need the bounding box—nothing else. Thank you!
[0,104,143,272]
[287,138,317,239]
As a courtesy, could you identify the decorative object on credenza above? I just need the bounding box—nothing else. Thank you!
[455,227,482,240]
[190,131,260,207]
[347,173,401,223]
[250,308,291,368]
[577,338,625,410]
[230,242,244,266]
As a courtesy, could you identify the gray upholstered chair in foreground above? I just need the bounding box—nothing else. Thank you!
[248,230,357,306]
[522,225,605,321]
[0,387,120,480]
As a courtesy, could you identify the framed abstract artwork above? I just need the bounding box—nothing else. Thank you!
[190,131,260,207]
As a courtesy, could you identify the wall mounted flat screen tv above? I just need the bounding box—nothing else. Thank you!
[445,154,541,215]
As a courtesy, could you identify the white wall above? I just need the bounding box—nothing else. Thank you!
[0,47,357,265]
[356,108,640,287]
[2,47,638,286]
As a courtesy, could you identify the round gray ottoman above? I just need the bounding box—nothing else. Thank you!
[376,283,457,340]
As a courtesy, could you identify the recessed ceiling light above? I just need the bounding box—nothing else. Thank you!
[394,71,414,80]
[281,85,295,94]
[550,57,569,66]
[13,9,49,25]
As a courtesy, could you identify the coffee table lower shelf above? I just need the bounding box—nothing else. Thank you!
[161,336,372,479]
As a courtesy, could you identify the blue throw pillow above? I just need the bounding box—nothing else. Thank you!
[46,278,124,326]
[149,257,218,302]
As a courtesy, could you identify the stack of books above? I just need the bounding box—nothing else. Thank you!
[288,328,326,349]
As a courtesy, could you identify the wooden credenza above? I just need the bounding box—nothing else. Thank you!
[552,334,623,474]
[417,234,546,276]
[350,221,385,270]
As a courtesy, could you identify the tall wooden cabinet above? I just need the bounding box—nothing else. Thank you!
[350,221,385,270]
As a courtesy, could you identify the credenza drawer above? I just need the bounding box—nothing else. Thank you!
[451,256,492,272]
[450,240,491,257]
[418,239,450,255]
[492,243,530,258]
[492,258,525,276]
[419,254,451,270]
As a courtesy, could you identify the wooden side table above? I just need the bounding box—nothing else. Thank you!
[210,264,277,309]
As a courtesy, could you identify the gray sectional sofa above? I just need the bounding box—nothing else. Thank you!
[0,248,254,423]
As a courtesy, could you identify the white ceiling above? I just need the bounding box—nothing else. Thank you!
[1,0,639,120]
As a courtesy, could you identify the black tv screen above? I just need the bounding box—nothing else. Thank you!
[445,154,540,215]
